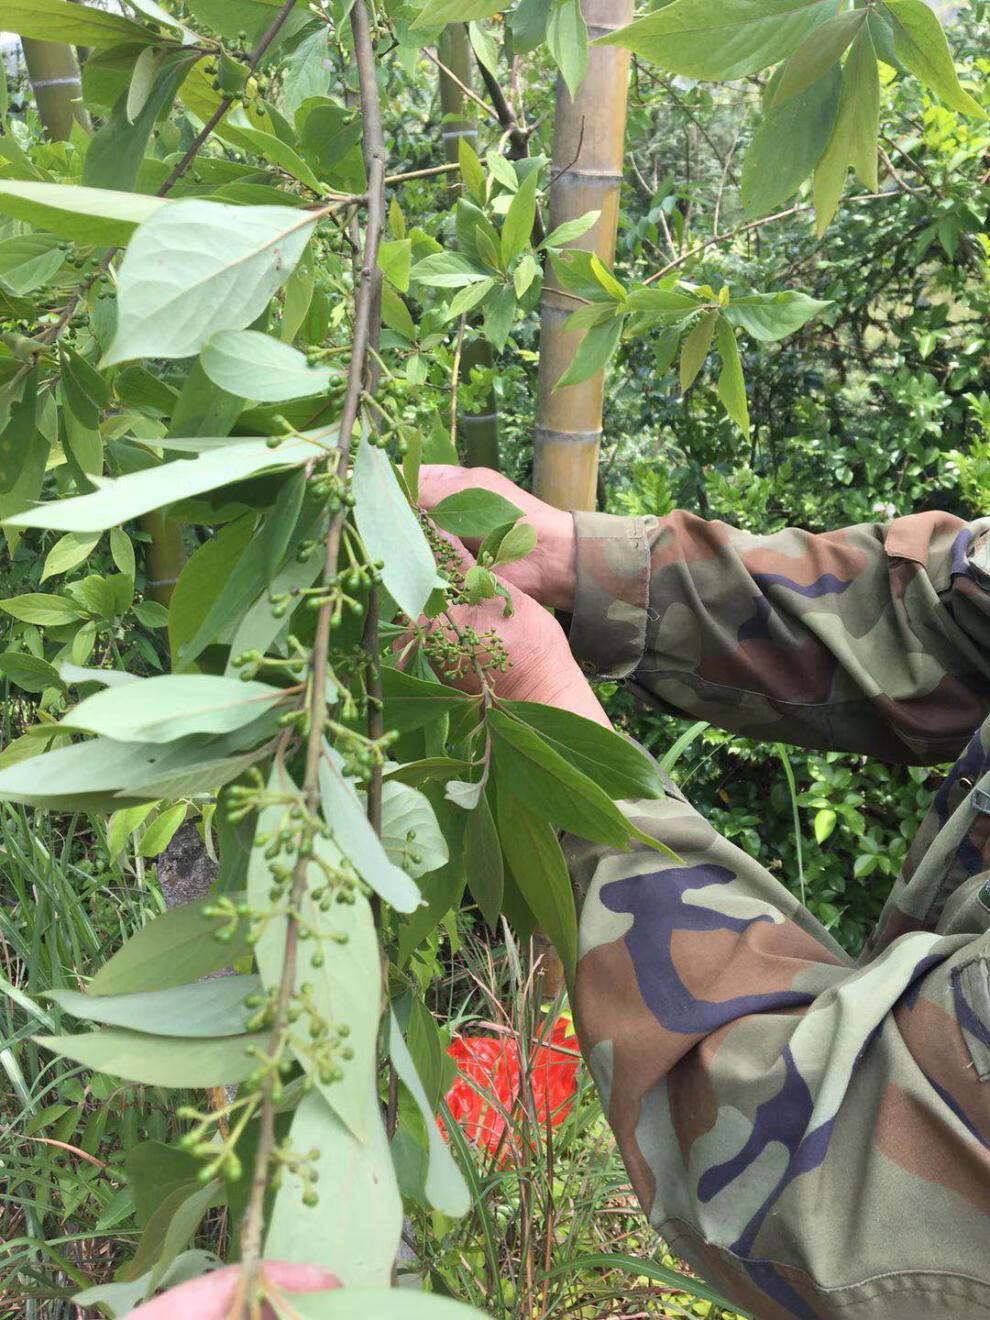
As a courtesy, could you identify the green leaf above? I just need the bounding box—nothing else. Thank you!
[252,783,382,1137]
[772,8,865,104]
[352,437,447,621]
[540,210,600,250]
[378,238,412,292]
[500,164,539,266]
[499,700,663,800]
[4,432,326,532]
[430,487,523,537]
[413,0,506,27]
[83,51,193,193]
[597,0,843,80]
[679,309,717,392]
[1,0,159,46]
[320,747,422,912]
[494,520,536,565]
[411,252,492,289]
[74,1251,222,1318]
[200,330,336,402]
[812,26,879,235]
[814,807,837,843]
[0,593,86,625]
[103,201,318,364]
[60,675,286,743]
[35,1028,268,1087]
[445,278,496,321]
[495,784,577,981]
[0,369,39,497]
[724,290,831,341]
[290,1293,486,1320]
[882,0,985,118]
[714,316,750,438]
[88,899,252,995]
[740,63,841,218]
[125,1178,222,1293]
[458,137,485,206]
[0,653,64,694]
[0,234,65,296]
[380,668,478,733]
[126,45,160,123]
[547,0,589,98]
[265,1089,402,1287]
[108,802,156,860]
[381,781,449,879]
[0,181,167,247]
[488,708,653,851]
[110,527,136,580]
[46,976,260,1038]
[125,1141,203,1227]
[555,316,622,390]
[136,802,188,857]
[463,791,502,926]
[40,532,100,582]
[388,1008,469,1217]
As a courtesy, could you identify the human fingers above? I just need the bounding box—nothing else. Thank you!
[123,1260,341,1320]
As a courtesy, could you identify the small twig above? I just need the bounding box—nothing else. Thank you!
[385,161,459,184]
[423,44,500,124]
[449,314,466,452]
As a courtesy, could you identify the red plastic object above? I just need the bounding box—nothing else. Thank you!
[443,1017,580,1159]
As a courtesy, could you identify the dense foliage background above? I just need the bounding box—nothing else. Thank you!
[0,1,986,1317]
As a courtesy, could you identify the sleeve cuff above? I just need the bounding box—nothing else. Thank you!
[568,510,654,681]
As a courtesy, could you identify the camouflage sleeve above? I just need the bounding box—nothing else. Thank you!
[569,508,990,763]
[566,758,990,1320]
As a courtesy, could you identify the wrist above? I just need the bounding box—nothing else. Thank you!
[541,510,578,613]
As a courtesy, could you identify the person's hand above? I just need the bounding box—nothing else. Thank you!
[412,533,609,729]
[418,466,578,613]
[123,1260,341,1319]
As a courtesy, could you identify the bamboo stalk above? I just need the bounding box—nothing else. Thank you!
[439,24,500,471]
[20,38,91,140]
[533,0,633,511]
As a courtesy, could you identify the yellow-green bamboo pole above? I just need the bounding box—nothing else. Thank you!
[20,39,91,140]
[533,0,633,511]
[439,24,499,471]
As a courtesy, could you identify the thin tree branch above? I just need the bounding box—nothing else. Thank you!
[232,3,388,1314]
[423,45,501,124]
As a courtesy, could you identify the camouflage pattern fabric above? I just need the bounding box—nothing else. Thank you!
[564,509,990,1319]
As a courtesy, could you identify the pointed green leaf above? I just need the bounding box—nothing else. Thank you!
[59,675,287,743]
[812,26,879,234]
[740,63,841,217]
[679,309,717,393]
[724,290,831,341]
[46,976,261,1038]
[35,1028,267,1087]
[200,330,336,402]
[772,8,865,104]
[88,899,251,995]
[883,0,985,118]
[714,316,750,438]
[555,316,622,390]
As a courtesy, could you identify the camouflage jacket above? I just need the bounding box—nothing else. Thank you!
[565,509,990,1320]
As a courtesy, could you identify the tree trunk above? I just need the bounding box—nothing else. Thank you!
[438,24,499,471]
[20,38,91,140]
[533,0,633,511]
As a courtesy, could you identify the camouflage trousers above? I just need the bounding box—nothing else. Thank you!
[565,723,990,1320]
